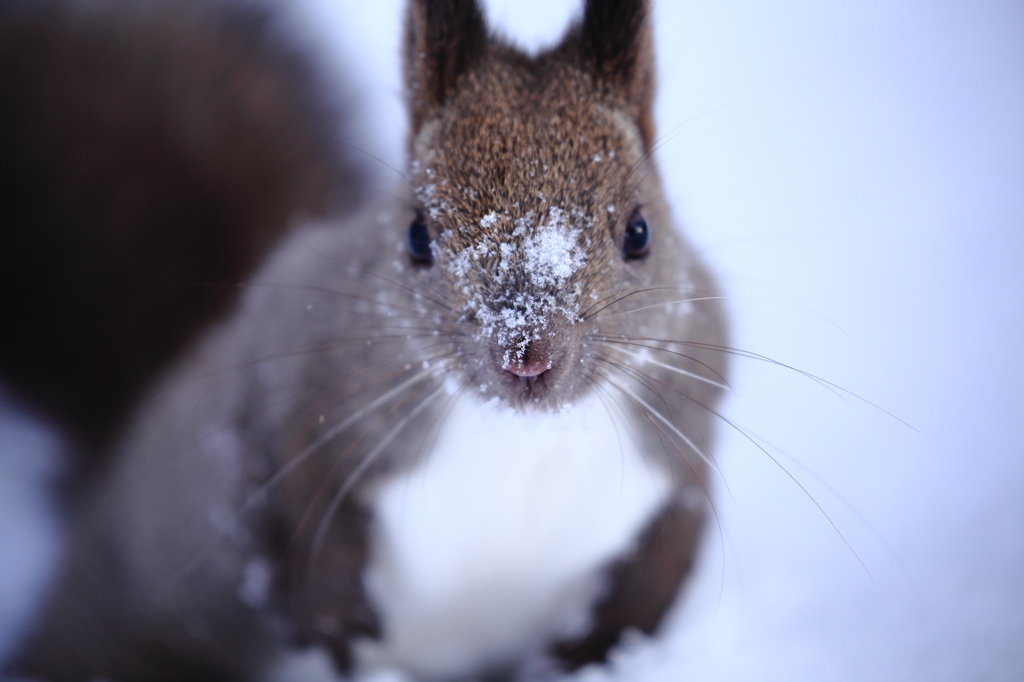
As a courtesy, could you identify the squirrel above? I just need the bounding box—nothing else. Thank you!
[6,0,728,680]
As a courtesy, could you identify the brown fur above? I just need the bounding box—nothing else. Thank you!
[404,0,489,136]
[0,0,363,461]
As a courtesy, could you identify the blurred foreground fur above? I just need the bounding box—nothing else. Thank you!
[0,0,363,461]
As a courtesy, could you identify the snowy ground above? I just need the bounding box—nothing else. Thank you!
[3,0,1023,680]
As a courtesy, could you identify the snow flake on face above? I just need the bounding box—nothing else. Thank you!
[414,168,455,221]
[443,206,589,364]
[512,213,532,237]
[522,208,585,289]
[480,211,499,228]
[498,242,514,272]
[449,244,476,278]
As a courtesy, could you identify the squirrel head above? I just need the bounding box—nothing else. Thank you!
[398,0,686,410]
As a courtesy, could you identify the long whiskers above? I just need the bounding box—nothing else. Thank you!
[183,279,446,320]
[596,347,873,577]
[590,381,630,495]
[309,380,453,567]
[600,373,717,474]
[598,334,914,430]
[590,365,722,514]
[299,239,455,313]
[590,294,723,321]
[160,361,449,592]
[589,290,851,338]
[170,335,463,457]
[593,364,731,610]
[597,343,730,391]
[579,286,700,321]
[744,428,919,592]
[338,140,413,187]
[592,336,728,386]
[250,367,440,510]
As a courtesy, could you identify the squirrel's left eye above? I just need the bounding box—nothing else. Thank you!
[623,209,650,259]
[408,213,433,265]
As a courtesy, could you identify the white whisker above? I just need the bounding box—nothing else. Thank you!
[245,367,439,513]
[596,342,729,391]
[594,295,723,320]
[311,380,451,565]
[161,366,443,592]
[603,376,716,472]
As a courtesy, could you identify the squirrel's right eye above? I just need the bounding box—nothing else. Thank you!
[623,209,650,259]
[408,213,433,265]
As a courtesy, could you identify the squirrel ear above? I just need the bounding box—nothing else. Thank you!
[572,0,656,149]
[404,0,487,137]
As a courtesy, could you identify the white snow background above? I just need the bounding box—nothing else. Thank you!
[2,0,1023,680]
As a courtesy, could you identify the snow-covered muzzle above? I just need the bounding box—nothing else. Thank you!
[435,205,595,405]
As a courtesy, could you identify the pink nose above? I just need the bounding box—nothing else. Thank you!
[504,358,549,377]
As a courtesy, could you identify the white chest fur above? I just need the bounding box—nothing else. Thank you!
[357,393,672,679]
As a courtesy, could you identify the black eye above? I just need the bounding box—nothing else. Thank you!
[623,209,650,259]
[408,213,433,265]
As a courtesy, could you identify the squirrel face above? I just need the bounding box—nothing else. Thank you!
[400,3,676,411]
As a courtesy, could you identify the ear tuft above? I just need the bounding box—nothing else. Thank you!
[574,0,656,148]
[404,0,487,137]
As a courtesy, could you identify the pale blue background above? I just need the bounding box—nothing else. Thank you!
[2,1,1022,679]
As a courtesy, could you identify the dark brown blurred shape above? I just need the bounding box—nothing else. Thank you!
[0,0,364,460]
